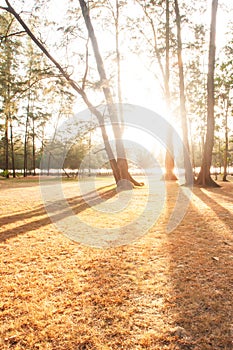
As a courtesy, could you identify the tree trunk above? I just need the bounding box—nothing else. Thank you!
[10,118,16,178]
[165,150,177,180]
[79,0,142,188]
[24,99,30,178]
[4,44,10,179]
[115,0,124,132]
[196,0,219,187]
[23,118,28,177]
[223,98,229,181]
[4,112,9,178]
[140,0,177,180]
[32,116,36,176]
[174,0,192,185]
[164,0,177,181]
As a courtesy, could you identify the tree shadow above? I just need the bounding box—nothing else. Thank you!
[73,249,141,346]
[205,184,233,202]
[167,186,233,349]
[194,186,233,232]
[81,184,233,348]
[2,181,233,348]
[73,244,179,349]
[0,184,117,243]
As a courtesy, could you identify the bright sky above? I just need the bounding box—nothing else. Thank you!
[46,0,233,156]
[2,0,229,112]
[0,0,232,157]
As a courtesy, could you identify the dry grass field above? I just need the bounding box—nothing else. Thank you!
[0,176,233,349]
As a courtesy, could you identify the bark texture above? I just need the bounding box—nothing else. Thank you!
[196,0,219,187]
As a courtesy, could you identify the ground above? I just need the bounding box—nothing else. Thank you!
[0,176,233,350]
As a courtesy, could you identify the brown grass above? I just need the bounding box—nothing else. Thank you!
[0,176,233,349]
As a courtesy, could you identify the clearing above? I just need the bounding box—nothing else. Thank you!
[0,176,233,349]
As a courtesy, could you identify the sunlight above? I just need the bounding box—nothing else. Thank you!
[123,125,161,157]
[191,190,232,237]
[120,55,166,113]
[1,1,233,348]
[89,123,163,162]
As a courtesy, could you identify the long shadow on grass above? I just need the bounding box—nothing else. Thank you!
[167,188,233,349]
[206,182,233,202]
[78,246,175,349]
[194,186,233,232]
[77,250,140,346]
[0,185,117,242]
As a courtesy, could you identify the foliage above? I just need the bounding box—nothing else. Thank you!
[0,0,232,180]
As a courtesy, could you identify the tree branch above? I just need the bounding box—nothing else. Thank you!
[136,1,166,82]
[0,30,25,41]
[2,0,121,182]
[3,0,83,95]
[82,37,89,90]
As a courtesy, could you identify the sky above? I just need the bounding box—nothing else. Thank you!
[0,0,232,156]
[1,1,231,111]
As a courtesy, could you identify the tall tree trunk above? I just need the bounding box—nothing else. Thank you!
[196,0,219,187]
[4,46,10,179]
[24,98,30,178]
[47,112,61,176]
[46,111,74,178]
[4,112,9,178]
[174,0,192,185]
[188,117,196,177]
[164,0,177,181]
[115,0,124,131]
[223,98,229,182]
[140,0,177,181]
[32,116,36,176]
[79,0,142,188]
[10,118,15,178]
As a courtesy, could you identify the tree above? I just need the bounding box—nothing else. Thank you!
[164,0,177,181]
[217,88,232,183]
[107,0,125,127]
[0,12,21,177]
[222,99,229,181]
[9,116,15,177]
[196,0,219,187]
[215,34,233,181]
[185,23,208,174]
[22,42,49,177]
[79,0,143,188]
[1,0,143,188]
[174,0,191,185]
[135,0,177,181]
